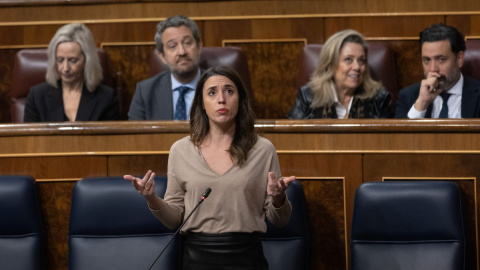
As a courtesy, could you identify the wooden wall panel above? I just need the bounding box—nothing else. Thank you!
[447,15,473,35]
[38,181,75,270]
[107,155,170,177]
[0,156,107,179]
[0,133,185,154]
[0,23,158,46]
[301,179,346,270]
[203,20,252,47]
[102,44,156,104]
[3,1,480,23]
[89,22,158,44]
[0,25,57,45]
[203,18,324,47]
[388,40,424,89]
[225,40,305,118]
[0,48,17,123]
[279,153,363,269]
[324,16,444,38]
[467,15,480,36]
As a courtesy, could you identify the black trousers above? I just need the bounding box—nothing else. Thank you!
[182,232,269,270]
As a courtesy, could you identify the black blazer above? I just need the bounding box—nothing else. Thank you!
[287,85,393,119]
[24,82,119,122]
[395,75,480,118]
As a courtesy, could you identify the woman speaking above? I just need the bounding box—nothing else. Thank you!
[125,66,296,270]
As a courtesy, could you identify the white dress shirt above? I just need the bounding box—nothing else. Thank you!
[171,69,201,120]
[407,74,463,119]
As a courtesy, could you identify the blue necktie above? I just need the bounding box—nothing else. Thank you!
[174,86,190,120]
[438,93,451,118]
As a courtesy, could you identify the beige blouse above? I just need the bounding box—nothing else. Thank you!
[151,136,292,234]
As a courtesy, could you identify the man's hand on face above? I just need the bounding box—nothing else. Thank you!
[414,72,445,111]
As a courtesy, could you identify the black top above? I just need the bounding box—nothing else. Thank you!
[287,85,393,119]
[24,81,119,122]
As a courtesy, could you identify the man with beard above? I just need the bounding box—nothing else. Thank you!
[128,15,202,120]
[396,24,480,118]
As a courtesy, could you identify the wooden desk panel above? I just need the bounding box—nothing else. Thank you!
[108,155,170,177]
[1,120,480,270]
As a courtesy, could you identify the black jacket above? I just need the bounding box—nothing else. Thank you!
[287,85,393,119]
[24,81,119,122]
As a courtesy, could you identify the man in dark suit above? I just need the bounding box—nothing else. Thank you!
[396,24,480,118]
[128,15,202,120]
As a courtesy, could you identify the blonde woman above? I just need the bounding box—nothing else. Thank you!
[24,23,118,122]
[288,29,393,119]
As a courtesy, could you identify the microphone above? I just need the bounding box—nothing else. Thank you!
[148,188,212,270]
[201,188,211,201]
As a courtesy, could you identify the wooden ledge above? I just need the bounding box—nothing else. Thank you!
[2,119,480,136]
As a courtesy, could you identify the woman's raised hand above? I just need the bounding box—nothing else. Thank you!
[267,172,296,207]
[124,170,157,197]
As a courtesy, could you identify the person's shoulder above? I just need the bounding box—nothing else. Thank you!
[398,82,421,97]
[374,87,390,96]
[295,84,314,102]
[138,71,170,86]
[31,81,52,91]
[94,84,115,95]
[254,136,276,152]
[170,136,193,152]
[96,83,114,91]
[28,82,56,99]
[299,84,313,94]
[463,75,480,87]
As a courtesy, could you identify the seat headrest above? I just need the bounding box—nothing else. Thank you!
[69,176,171,235]
[352,181,465,241]
[0,175,43,235]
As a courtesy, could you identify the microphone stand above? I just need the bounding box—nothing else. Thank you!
[148,188,211,270]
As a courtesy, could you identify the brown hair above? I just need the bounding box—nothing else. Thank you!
[190,66,257,166]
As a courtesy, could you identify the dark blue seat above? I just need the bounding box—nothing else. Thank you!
[69,176,180,270]
[351,181,466,270]
[261,180,309,270]
[0,175,44,270]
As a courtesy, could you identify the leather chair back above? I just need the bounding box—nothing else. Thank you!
[261,180,309,270]
[296,43,399,103]
[463,40,480,82]
[69,177,180,270]
[149,47,253,99]
[351,181,466,270]
[10,48,115,123]
[0,175,44,270]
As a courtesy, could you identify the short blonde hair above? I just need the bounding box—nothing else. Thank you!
[46,23,102,92]
[309,29,382,108]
